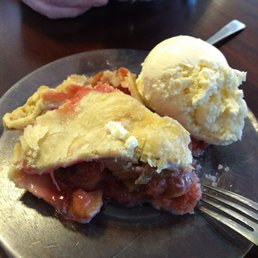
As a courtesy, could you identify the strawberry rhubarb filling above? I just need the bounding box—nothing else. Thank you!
[11,160,201,223]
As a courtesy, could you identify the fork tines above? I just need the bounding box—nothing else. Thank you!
[199,183,258,246]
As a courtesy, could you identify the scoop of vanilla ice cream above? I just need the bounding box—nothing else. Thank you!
[137,35,248,145]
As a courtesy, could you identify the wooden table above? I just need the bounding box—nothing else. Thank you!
[0,0,257,257]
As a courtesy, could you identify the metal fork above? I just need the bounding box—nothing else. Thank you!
[206,19,246,45]
[198,183,258,246]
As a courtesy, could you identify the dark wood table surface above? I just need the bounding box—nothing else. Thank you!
[0,0,257,257]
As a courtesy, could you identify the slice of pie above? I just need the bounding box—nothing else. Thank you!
[4,68,201,223]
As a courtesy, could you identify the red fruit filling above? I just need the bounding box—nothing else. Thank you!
[12,160,201,223]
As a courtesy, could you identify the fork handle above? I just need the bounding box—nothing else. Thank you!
[206,20,246,45]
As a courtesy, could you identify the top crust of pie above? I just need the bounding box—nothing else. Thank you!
[14,90,192,174]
